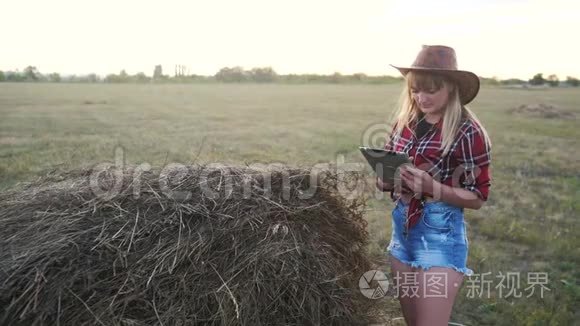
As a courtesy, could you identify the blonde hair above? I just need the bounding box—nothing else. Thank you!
[390,71,491,156]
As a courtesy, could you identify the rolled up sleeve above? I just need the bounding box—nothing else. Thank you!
[453,125,492,201]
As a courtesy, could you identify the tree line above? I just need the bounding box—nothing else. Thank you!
[0,65,402,84]
[481,73,579,87]
[0,65,578,86]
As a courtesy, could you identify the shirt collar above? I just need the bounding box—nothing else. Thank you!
[414,115,443,130]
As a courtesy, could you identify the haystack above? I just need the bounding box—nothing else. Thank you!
[509,103,576,119]
[0,164,373,325]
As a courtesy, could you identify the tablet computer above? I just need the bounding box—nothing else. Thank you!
[359,146,410,184]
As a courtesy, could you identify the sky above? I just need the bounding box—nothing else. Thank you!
[1,0,578,79]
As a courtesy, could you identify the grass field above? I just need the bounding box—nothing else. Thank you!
[1,82,579,325]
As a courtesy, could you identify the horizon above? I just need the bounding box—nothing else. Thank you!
[2,0,578,80]
[1,66,572,82]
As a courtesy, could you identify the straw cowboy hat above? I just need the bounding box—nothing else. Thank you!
[390,45,480,105]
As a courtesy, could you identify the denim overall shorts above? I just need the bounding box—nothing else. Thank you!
[386,198,474,276]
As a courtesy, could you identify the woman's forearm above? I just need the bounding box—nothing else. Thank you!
[430,181,484,210]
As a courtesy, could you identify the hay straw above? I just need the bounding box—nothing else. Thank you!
[0,164,373,325]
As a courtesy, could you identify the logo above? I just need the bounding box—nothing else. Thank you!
[359,270,389,299]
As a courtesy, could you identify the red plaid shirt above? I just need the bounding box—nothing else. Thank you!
[384,116,492,236]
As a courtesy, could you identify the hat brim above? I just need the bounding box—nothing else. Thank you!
[390,64,480,105]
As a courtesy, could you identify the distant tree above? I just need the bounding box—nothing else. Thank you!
[529,73,545,85]
[352,73,367,82]
[0,71,4,82]
[249,67,277,82]
[281,74,304,83]
[24,66,39,81]
[6,71,24,82]
[367,75,403,84]
[500,78,526,85]
[192,74,214,82]
[70,74,94,83]
[566,76,579,87]
[174,65,189,77]
[215,66,247,82]
[547,74,559,87]
[104,74,116,83]
[153,65,163,79]
[328,72,342,83]
[105,70,129,83]
[48,73,61,82]
[481,76,500,86]
[105,73,123,83]
[87,73,99,83]
[133,72,149,83]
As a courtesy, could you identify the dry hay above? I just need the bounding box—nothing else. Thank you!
[509,103,576,119]
[0,164,374,325]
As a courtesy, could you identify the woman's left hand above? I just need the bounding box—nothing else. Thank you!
[400,157,437,197]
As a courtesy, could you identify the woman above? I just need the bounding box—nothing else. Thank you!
[376,45,492,326]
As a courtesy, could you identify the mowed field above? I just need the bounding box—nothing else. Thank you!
[1,83,579,325]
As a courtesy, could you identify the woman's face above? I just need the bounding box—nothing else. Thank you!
[406,72,454,116]
[410,82,450,115]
